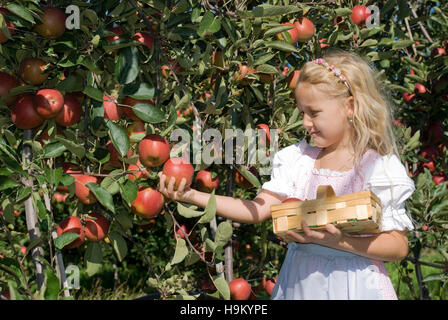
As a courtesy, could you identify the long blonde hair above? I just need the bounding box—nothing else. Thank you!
[297,48,401,186]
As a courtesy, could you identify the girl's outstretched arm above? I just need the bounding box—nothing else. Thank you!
[158,172,286,224]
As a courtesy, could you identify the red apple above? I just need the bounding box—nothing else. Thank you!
[257,124,271,148]
[56,216,85,249]
[276,22,300,44]
[430,47,446,58]
[0,11,14,44]
[53,192,68,202]
[422,161,435,172]
[0,72,18,105]
[133,32,154,51]
[131,187,164,218]
[414,83,426,94]
[34,7,66,39]
[138,134,171,167]
[55,93,82,127]
[74,175,98,205]
[34,89,64,119]
[420,145,438,161]
[84,213,110,242]
[433,172,447,185]
[103,94,122,121]
[233,64,256,86]
[287,70,301,90]
[105,26,123,42]
[175,224,189,240]
[293,17,315,42]
[128,160,149,180]
[20,246,27,255]
[403,92,415,104]
[195,169,220,193]
[106,140,133,168]
[19,58,49,85]
[229,278,252,300]
[265,278,277,296]
[162,158,194,190]
[11,94,45,129]
[350,5,371,26]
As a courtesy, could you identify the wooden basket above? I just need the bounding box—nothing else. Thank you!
[271,185,383,236]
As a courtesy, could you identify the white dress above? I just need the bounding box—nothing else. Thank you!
[260,139,416,300]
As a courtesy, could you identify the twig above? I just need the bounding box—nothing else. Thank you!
[407,1,433,44]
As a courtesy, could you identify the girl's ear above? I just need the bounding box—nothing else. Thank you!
[345,96,354,119]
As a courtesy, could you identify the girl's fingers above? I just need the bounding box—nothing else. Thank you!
[158,172,165,192]
[167,176,175,193]
[178,178,187,192]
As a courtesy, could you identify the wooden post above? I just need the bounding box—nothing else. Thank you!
[22,129,45,291]
[41,184,70,298]
[224,165,234,283]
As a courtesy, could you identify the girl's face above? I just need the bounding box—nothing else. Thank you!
[295,82,353,150]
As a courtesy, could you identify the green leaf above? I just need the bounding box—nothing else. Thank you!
[254,53,276,66]
[177,202,205,218]
[198,190,216,224]
[263,25,295,37]
[115,210,134,230]
[236,166,261,189]
[16,187,31,203]
[76,56,102,75]
[360,39,378,47]
[85,242,103,276]
[253,5,300,17]
[212,276,230,300]
[0,176,19,191]
[392,40,414,50]
[54,232,80,250]
[55,136,85,159]
[105,120,130,158]
[198,11,222,37]
[43,142,67,158]
[171,238,188,265]
[108,231,128,262]
[120,179,138,206]
[123,83,156,100]
[255,64,278,75]
[115,46,140,85]
[43,268,60,300]
[132,103,165,123]
[6,3,35,23]
[334,8,354,16]
[86,183,115,213]
[214,221,233,248]
[83,85,103,102]
[264,40,298,53]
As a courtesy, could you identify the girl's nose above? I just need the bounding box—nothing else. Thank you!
[302,114,313,130]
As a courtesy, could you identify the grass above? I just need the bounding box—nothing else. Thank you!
[385,248,447,300]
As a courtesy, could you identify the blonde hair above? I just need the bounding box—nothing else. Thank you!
[297,48,401,186]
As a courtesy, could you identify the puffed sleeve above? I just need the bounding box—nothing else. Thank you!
[259,142,302,198]
[364,154,416,231]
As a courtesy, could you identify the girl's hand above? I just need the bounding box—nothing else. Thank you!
[283,220,346,246]
[157,172,195,203]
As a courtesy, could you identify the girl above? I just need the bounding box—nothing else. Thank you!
[157,49,416,300]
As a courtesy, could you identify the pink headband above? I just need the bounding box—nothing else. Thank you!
[312,58,353,96]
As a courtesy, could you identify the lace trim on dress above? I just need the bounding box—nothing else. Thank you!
[311,167,353,176]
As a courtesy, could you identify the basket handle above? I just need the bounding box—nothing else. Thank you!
[316,185,336,200]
